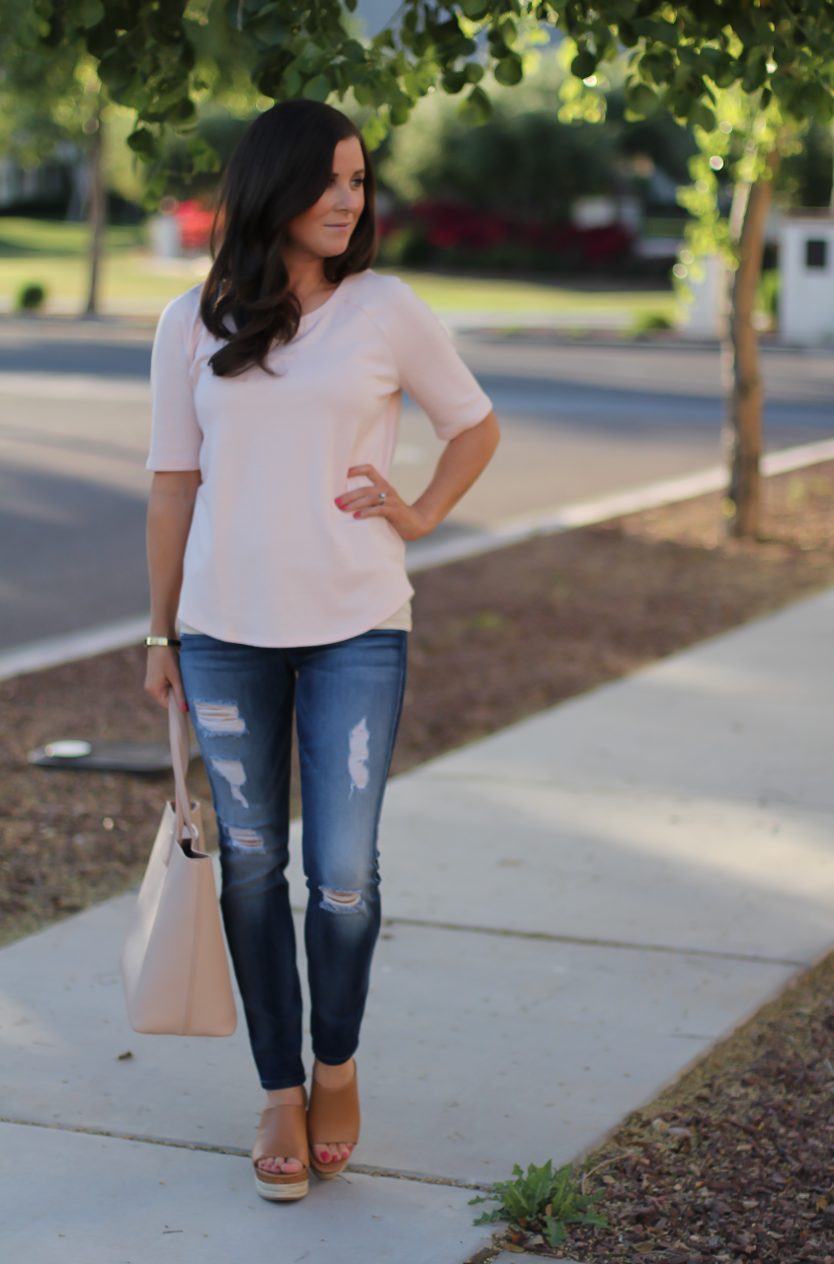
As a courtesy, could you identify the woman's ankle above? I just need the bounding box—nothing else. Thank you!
[312,1057,355,1090]
[265,1084,305,1108]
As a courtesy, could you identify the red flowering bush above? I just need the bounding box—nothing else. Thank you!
[378,200,632,271]
[174,200,215,253]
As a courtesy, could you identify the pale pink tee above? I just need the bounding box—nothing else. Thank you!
[147,270,492,647]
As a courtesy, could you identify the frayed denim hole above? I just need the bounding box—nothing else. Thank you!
[193,700,247,736]
[222,824,265,853]
[348,717,370,796]
[319,886,364,914]
[210,756,249,808]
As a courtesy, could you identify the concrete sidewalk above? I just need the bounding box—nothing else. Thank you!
[2,588,833,1262]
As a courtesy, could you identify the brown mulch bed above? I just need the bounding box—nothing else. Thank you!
[518,946,834,1264]
[2,460,834,948]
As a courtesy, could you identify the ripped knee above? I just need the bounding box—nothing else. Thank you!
[223,824,265,853]
[319,886,364,914]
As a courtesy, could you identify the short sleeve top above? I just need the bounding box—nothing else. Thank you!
[148,270,492,647]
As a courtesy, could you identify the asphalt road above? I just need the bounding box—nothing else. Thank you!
[0,319,832,651]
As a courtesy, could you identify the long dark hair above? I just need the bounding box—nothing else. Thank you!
[200,100,377,377]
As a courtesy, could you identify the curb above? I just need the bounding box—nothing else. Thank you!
[1,435,833,683]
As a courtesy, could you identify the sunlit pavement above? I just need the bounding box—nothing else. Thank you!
[2,585,833,1261]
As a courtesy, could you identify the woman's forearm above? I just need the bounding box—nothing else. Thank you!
[412,410,500,533]
[147,470,200,635]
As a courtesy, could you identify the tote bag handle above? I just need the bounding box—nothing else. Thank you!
[168,693,199,852]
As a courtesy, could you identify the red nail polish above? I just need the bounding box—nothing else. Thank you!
[181,703,188,713]
[353,512,360,518]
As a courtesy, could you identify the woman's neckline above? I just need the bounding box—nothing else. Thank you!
[298,275,350,324]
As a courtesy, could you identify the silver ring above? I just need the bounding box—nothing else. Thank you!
[379,491,386,506]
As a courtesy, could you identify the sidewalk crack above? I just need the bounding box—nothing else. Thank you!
[0,1117,491,1192]
[381,916,807,967]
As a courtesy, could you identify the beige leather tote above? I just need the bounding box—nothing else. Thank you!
[120,694,237,1036]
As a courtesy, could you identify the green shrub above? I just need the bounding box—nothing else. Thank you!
[16,282,47,312]
[757,268,780,321]
[469,1159,607,1248]
[632,310,674,336]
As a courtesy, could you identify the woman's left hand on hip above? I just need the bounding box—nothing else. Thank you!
[335,465,434,542]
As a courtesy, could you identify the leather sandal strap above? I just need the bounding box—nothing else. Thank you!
[252,1102,309,1170]
[307,1065,360,1146]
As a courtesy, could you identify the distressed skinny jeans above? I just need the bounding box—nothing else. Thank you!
[179,629,407,1089]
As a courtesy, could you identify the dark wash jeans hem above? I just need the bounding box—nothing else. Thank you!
[179,627,407,1088]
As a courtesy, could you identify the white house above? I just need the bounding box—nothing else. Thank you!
[779,212,834,344]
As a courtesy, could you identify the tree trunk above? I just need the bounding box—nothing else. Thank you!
[725,148,779,538]
[83,115,105,318]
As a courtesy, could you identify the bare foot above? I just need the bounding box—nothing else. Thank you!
[311,1057,355,1166]
[257,1085,306,1175]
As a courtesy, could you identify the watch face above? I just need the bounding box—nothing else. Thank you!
[43,740,93,759]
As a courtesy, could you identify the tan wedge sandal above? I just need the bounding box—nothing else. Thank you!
[252,1095,310,1201]
[307,1061,360,1180]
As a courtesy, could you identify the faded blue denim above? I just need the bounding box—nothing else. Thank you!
[179,629,407,1089]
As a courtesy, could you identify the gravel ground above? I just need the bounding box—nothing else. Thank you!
[513,946,834,1264]
[2,460,834,951]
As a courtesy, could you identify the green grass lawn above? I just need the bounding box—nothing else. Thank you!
[0,217,677,323]
[0,217,142,257]
[389,270,676,317]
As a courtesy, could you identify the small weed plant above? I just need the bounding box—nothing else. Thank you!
[469,1159,607,1248]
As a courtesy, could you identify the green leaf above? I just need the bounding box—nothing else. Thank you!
[688,100,716,131]
[464,62,484,83]
[570,50,598,80]
[343,39,366,62]
[249,9,289,48]
[127,127,157,159]
[188,137,221,174]
[543,1214,567,1247]
[141,172,168,212]
[282,67,302,96]
[498,18,516,45]
[442,68,467,94]
[458,84,492,125]
[494,52,523,86]
[97,49,134,91]
[624,80,658,117]
[639,51,672,84]
[69,0,104,28]
[302,73,331,101]
[171,97,196,122]
[460,0,491,16]
[361,113,387,152]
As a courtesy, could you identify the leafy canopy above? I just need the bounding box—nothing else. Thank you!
[18,0,834,164]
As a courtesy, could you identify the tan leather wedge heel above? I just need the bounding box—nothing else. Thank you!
[307,1061,360,1180]
[252,1096,310,1201]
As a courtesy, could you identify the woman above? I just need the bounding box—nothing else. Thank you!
[144,99,499,1203]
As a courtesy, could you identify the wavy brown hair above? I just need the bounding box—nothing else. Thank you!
[200,100,377,377]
